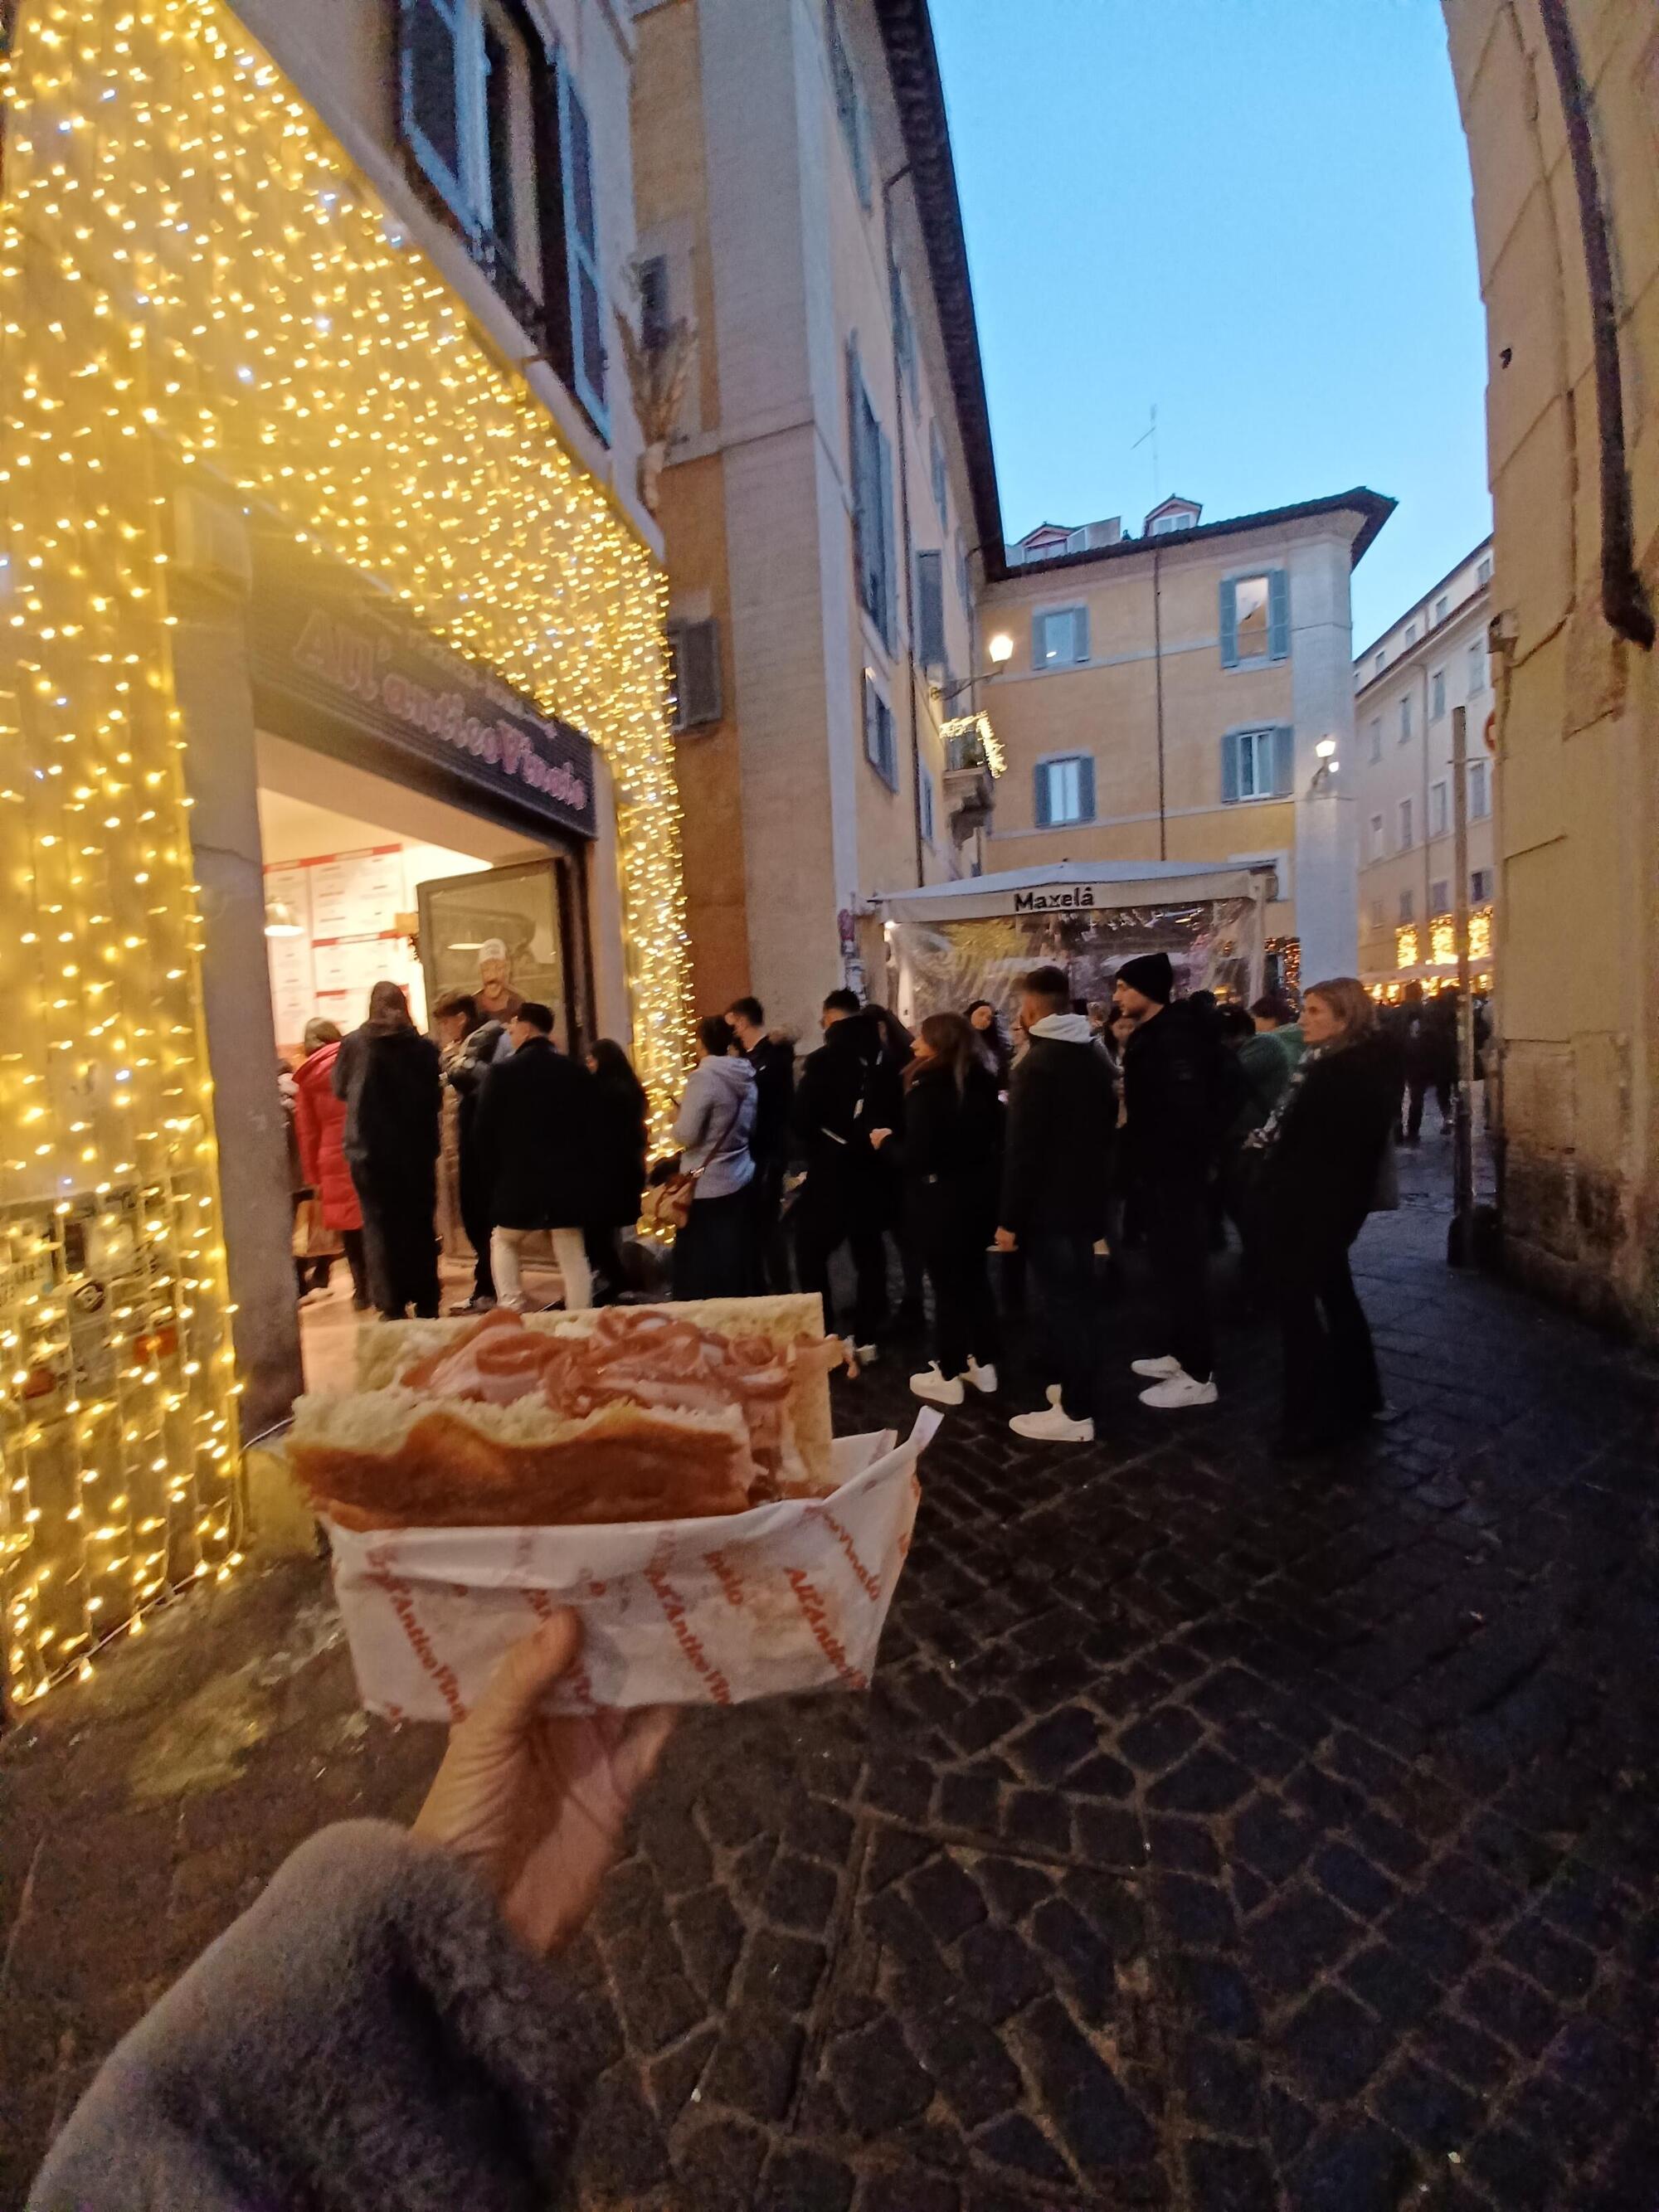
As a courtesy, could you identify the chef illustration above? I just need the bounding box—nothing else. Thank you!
[475,937,524,1023]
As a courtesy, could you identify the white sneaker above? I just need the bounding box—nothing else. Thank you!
[1139,1370,1219,1410]
[910,1364,964,1407]
[1009,1404,1095,1443]
[965,1358,999,1395]
[1131,1354,1182,1380]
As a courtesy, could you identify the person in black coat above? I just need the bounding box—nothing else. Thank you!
[1116,952,1243,1409]
[791,991,903,1354]
[1394,980,1455,1142]
[868,1012,1003,1407]
[583,1038,649,1303]
[472,1004,599,1313]
[994,966,1118,1442]
[727,994,796,1291]
[434,989,511,1312]
[1253,977,1404,1452]
[333,981,443,1320]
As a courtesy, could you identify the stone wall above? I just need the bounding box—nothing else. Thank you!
[1446,0,1659,1338]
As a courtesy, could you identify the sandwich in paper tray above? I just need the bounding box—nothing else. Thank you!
[289,1295,937,1720]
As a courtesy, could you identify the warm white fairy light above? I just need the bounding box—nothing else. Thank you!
[0,0,693,1703]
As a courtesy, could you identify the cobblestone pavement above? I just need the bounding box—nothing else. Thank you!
[4,1148,1657,2210]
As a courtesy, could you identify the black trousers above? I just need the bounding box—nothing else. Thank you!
[747,1157,792,1293]
[795,1187,888,1345]
[340,1225,369,1308]
[1404,1077,1451,1140]
[1277,1239,1381,1440]
[355,1169,440,1320]
[1024,1229,1099,1423]
[457,1150,496,1301]
[923,1221,1000,1378]
[585,1223,624,1303]
[673,1189,752,1300]
[1144,1178,1214,1383]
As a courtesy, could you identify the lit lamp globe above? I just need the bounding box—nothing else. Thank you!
[986,632,1014,667]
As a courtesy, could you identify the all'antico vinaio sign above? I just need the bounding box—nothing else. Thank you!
[251,553,598,841]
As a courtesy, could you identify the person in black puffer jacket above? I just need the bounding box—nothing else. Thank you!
[996,966,1118,1442]
[868,1012,1004,1407]
[1251,976,1404,1452]
[333,981,443,1320]
[791,992,904,1353]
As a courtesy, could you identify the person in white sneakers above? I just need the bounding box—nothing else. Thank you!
[868,1011,1004,1408]
[994,967,1117,1443]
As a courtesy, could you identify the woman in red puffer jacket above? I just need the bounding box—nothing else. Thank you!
[292,1018,368,1310]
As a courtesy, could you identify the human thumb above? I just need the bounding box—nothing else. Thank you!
[461,1612,582,1748]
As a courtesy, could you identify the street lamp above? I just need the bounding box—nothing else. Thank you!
[937,632,1014,708]
[986,631,1014,666]
[1309,735,1340,793]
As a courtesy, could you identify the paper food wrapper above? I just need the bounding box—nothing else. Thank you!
[324,1412,940,1721]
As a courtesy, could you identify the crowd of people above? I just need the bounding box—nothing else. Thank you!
[280,953,1433,1457]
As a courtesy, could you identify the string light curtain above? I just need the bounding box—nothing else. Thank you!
[0,0,693,1703]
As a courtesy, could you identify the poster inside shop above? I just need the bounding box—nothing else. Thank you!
[265,844,446,1046]
[884,887,1267,1034]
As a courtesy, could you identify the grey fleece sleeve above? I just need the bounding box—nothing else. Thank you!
[29,1821,599,2212]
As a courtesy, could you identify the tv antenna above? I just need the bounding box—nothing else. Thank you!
[1131,405,1160,505]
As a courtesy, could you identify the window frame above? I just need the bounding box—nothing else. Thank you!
[1399,695,1413,743]
[1399,886,1416,925]
[1468,757,1491,819]
[828,8,871,209]
[847,341,895,650]
[1370,812,1385,863]
[1430,877,1450,915]
[1467,638,1486,697]
[1429,778,1449,838]
[1368,717,1382,763]
[667,615,722,732]
[1219,568,1289,668]
[1031,603,1089,671]
[914,547,946,670]
[1033,751,1096,829]
[929,420,948,526]
[1221,723,1293,804]
[1399,795,1414,851]
[862,668,898,790]
[919,762,936,848]
[1431,668,1446,719]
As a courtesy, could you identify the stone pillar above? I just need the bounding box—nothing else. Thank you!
[1289,532,1360,980]
[168,487,304,1435]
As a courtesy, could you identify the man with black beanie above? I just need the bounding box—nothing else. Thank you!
[1115,952,1238,1409]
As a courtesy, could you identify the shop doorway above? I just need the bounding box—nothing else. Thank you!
[257,736,585,1388]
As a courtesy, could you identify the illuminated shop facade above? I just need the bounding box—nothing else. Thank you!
[0,0,692,1704]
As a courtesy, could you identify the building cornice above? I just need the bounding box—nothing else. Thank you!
[985,488,1396,590]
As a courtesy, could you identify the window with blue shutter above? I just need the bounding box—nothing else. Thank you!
[929,421,948,523]
[401,0,469,222]
[1219,577,1239,668]
[668,618,722,731]
[847,344,893,648]
[920,766,936,847]
[915,550,945,668]
[1272,723,1295,795]
[1222,726,1293,801]
[1032,605,1087,669]
[1222,571,1288,666]
[829,11,871,208]
[1220,731,1241,803]
[1267,569,1290,659]
[557,53,606,432]
[863,670,897,789]
[1034,755,1094,826]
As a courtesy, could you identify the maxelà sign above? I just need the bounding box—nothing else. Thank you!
[250,544,598,841]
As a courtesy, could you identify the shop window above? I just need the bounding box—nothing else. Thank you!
[864,669,898,789]
[397,0,607,434]
[1033,605,1088,668]
[668,617,722,730]
[1220,570,1289,667]
[914,549,946,669]
[1221,725,1293,802]
[847,343,895,649]
[1034,753,1095,827]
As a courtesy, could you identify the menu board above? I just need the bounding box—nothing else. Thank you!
[267,846,419,1048]
[309,847,405,939]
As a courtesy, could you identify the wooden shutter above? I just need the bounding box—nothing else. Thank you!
[1272,724,1295,795]
[400,0,469,222]
[1030,612,1048,670]
[1268,569,1290,659]
[1219,578,1238,668]
[669,618,721,730]
[557,51,606,432]
[1077,754,1096,820]
[916,551,945,668]
[1034,761,1053,827]
[876,427,896,645]
[1070,606,1090,664]
[1221,732,1241,802]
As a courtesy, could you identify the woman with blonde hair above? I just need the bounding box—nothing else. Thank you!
[1248,977,1403,1453]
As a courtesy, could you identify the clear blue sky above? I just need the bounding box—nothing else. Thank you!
[931,0,1492,650]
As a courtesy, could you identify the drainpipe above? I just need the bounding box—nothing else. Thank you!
[1152,546,1168,861]
[1536,0,1655,649]
[882,163,926,887]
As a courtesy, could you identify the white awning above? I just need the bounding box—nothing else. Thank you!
[869,857,1278,926]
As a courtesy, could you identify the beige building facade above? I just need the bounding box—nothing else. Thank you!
[630,0,997,1029]
[1445,0,1659,1338]
[977,492,1393,989]
[1353,538,1497,989]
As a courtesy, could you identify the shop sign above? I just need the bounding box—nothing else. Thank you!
[251,552,597,840]
[1013,886,1097,914]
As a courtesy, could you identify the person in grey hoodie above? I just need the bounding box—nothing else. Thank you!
[670,1014,757,1298]
[27,1613,673,2212]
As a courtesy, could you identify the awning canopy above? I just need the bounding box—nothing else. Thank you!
[869,857,1278,926]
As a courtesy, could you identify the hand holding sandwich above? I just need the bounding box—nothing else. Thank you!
[415,1611,675,1955]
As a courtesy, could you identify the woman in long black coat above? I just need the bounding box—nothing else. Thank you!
[871,1011,1004,1407]
[1251,977,1404,1452]
[584,1038,649,1301]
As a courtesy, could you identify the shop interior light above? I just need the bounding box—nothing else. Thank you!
[0,0,694,1707]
